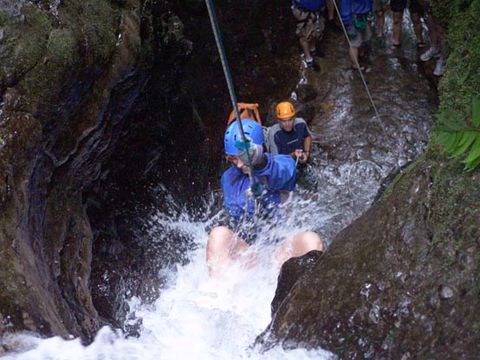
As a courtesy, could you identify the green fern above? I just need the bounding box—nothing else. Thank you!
[433,94,480,171]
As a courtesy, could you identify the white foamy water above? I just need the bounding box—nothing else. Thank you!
[2,192,335,360]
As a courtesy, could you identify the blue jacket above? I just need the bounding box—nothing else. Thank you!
[292,0,325,11]
[340,0,372,26]
[221,153,296,220]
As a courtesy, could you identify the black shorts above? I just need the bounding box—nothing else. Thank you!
[390,0,424,14]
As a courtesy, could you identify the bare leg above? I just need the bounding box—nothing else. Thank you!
[392,11,403,45]
[349,46,360,68]
[275,231,325,268]
[411,12,424,45]
[326,0,334,21]
[376,10,385,37]
[207,226,249,278]
[300,36,313,62]
[308,36,316,54]
[424,13,439,50]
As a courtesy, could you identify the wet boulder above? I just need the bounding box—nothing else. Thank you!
[259,154,480,358]
[271,250,323,316]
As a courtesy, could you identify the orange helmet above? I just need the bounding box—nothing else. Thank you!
[276,101,296,120]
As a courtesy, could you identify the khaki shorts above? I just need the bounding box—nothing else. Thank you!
[292,7,324,42]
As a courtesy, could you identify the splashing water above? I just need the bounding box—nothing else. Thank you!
[2,189,336,360]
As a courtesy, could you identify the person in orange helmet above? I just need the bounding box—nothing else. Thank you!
[266,101,313,165]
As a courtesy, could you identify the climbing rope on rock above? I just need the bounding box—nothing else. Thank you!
[332,0,388,138]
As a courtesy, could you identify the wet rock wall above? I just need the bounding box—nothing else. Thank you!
[0,0,151,340]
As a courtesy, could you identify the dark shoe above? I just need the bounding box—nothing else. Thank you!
[305,59,320,71]
[351,64,365,72]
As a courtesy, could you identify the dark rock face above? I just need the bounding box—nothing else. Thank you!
[270,250,323,317]
[0,0,150,340]
[259,154,480,358]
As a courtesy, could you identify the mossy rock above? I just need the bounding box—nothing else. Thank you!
[0,4,51,89]
[437,0,480,121]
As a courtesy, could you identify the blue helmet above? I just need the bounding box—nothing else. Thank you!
[224,119,264,155]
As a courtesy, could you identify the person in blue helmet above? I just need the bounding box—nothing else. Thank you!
[340,0,373,71]
[207,118,324,277]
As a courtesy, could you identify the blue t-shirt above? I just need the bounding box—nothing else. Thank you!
[266,118,311,156]
[292,0,325,11]
[340,0,373,25]
[221,153,296,220]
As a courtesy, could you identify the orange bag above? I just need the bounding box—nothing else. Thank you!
[227,103,262,125]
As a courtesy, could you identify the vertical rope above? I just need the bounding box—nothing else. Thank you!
[204,0,258,183]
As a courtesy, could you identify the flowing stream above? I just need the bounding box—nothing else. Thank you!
[3,191,336,359]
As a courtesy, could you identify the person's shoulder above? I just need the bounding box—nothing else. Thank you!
[268,123,282,134]
[294,117,307,125]
[255,153,295,175]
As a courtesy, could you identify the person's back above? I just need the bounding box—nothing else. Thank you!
[221,152,296,220]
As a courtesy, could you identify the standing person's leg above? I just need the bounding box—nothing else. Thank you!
[433,21,447,75]
[390,0,407,46]
[293,7,315,67]
[374,0,388,37]
[326,0,335,22]
[409,0,425,47]
[207,226,249,277]
[410,12,424,46]
[419,0,441,61]
[375,9,385,37]
[359,19,373,63]
[349,31,363,70]
[274,231,325,267]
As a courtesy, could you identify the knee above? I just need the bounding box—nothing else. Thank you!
[208,226,233,251]
[298,231,325,253]
[393,12,403,24]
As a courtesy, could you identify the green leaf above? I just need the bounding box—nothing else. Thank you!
[444,132,462,153]
[433,126,457,133]
[465,155,480,172]
[451,131,477,158]
[434,131,451,146]
[472,95,480,127]
[459,70,470,85]
[462,136,480,168]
